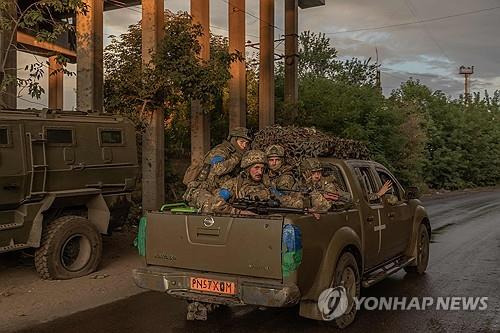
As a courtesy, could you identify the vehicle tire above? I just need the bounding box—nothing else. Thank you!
[404,223,430,274]
[331,252,361,329]
[35,215,103,280]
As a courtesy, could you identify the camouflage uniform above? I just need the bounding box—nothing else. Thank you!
[183,127,251,210]
[299,158,351,212]
[265,145,296,193]
[211,150,271,214]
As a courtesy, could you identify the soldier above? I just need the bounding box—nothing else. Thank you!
[183,127,251,209]
[299,158,351,212]
[211,150,271,214]
[265,144,296,193]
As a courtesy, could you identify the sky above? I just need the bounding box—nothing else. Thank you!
[17,0,500,109]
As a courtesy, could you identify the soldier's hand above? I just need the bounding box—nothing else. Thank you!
[307,209,321,220]
[377,180,393,197]
[323,192,340,201]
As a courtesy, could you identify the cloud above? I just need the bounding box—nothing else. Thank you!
[16,0,500,108]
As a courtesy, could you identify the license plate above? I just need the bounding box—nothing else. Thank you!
[190,277,236,295]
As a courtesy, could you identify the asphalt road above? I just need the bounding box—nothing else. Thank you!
[16,189,500,333]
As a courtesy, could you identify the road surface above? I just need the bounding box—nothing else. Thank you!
[15,189,500,333]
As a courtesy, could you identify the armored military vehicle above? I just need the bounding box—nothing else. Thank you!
[0,109,138,279]
[133,158,429,328]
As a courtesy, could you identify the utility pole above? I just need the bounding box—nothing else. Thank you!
[459,65,474,98]
[375,48,381,92]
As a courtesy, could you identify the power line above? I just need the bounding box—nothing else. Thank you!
[218,0,284,32]
[323,5,500,35]
[403,0,455,65]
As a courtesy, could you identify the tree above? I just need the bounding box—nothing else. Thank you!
[275,31,379,125]
[0,0,86,104]
[104,12,235,129]
[104,12,236,202]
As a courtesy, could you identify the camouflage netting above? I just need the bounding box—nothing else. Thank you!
[252,126,370,166]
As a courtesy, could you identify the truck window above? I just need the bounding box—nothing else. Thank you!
[100,129,123,145]
[354,167,380,203]
[376,170,401,200]
[46,128,74,144]
[322,164,349,193]
[0,128,8,145]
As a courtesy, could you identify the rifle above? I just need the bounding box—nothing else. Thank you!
[231,197,309,215]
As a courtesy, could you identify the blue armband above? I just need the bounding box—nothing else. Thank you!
[210,156,225,166]
[270,188,283,197]
[219,188,232,201]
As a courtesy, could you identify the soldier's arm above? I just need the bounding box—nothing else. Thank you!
[326,180,352,202]
[211,180,238,214]
[276,174,296,191]
[310,190,332,212]
[211,153,241,177]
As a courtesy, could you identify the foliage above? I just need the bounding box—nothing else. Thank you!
[104,23,500,194]
[273,32,500,190]
[104,12,235,137]
[104,12,237,202]
[0,0,85,103]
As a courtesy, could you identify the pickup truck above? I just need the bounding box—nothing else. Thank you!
[133,158,430,328]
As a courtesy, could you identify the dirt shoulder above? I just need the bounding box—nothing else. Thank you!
[0,230,144,333]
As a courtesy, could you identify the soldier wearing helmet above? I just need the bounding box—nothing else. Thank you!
[183,127,251,208]
[206,126,251,184]
[210,150,271,214]
[265,145,296,193]
[299,157,351,211]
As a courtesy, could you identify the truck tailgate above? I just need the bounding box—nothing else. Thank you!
[145,212,283,280]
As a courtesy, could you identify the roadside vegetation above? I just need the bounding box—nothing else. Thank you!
[5,6,497,199]
[103,13,500,198]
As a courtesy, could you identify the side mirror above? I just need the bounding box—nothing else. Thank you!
[406,186,420,200]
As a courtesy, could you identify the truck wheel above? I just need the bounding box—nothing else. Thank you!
[331,252,361,329]
[404,223,429,274]
[35,215,103,280]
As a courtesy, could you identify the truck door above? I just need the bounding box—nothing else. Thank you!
[375,169,413,257]
[0,123,27,208]
[353,166,385,268]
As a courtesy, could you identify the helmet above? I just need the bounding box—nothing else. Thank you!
[228,127,251,141]
[300,158,322,173]
[265,144,285,158]
[241,150,267,169]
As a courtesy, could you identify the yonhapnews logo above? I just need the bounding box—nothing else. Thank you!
[317,288,489,321]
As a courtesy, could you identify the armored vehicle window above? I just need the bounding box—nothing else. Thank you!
[377,170,401,200]
[0,128,8,145]
[46,128,73,144]
[100,129,123,145]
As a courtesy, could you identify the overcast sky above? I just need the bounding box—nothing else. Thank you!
[18,0,500,109]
